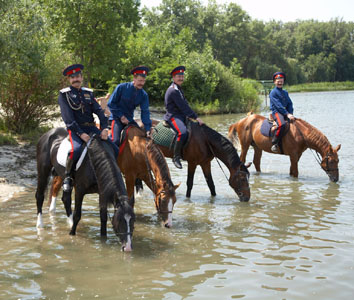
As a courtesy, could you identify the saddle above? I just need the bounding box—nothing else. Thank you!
[260,115,290,153]
[151,120,191,152]
[56,138,87,171]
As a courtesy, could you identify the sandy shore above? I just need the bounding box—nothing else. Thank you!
[0,143,38,202]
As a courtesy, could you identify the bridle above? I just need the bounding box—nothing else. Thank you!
[108,203,134,238]
[144,140,173,215]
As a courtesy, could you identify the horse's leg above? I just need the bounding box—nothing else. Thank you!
[99,196,108,237]
[125,175,136,207]
[35,163,53,229]
[135,178,144,196]
[69,191,84,235]
[201,161,216,196]
[289,155,300,178]
[186,163,197,198]
[253,146,263,172]
[239,140,251,163]
[48,176,63,214]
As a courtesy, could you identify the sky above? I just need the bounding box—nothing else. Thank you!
[139,0,354,23]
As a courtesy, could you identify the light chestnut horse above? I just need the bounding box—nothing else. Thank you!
[228,113,340,182]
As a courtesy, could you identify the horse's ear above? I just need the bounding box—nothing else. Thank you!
[174,182,181,190]
[334,144,341,152]
[128,195,135,207]
[245,162,252,168]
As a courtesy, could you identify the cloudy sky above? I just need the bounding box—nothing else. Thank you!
[139,0,354,23]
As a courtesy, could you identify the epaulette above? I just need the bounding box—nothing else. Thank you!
[173,84,179,91]
[60,87,71,93]
[82,87,93,93]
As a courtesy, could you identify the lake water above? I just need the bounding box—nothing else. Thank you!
[1,91,354,299]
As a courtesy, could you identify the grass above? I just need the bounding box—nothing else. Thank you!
[0,126,52,146]
[286,81,354,93]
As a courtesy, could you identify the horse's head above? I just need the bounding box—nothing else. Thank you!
[321,144,341,182]
[154,183,180,228]
[229,162,251,202]
[112,194,135,252]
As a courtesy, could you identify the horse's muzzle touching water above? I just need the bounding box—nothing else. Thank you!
[229,163,251,202]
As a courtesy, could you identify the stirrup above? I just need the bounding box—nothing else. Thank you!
[63,176,73,192]
[173,157,182,169]
[271,144,279,153]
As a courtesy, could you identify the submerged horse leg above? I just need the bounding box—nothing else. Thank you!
[69,191,84,235]
[36,166,52,229]
[201,161,216,196]
[253,146,263,172]
[48,175,63,214]
[99,195,108,237]
[289,155,300,178]
[186,163,197,198]
[125,175,136,207]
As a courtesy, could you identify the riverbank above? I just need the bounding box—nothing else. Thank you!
[286,81,354,93]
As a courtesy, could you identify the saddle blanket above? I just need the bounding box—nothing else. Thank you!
[56,138,87,171]
[152,122,177,149]
[260,119,275,137]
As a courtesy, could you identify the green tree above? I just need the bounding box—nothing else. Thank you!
[45,0,140,88]
[0,0,64,133]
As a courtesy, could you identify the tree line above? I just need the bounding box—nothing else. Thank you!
[1,0,353,133]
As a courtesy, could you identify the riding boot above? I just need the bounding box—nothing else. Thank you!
[271,135,279,152]
[172,140,183,169]
[63,156,74,192]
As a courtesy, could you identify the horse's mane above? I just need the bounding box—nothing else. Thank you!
[200,124,242,168]
[295,118,331,150]
[146,139,175,192]
[87,137,127,205]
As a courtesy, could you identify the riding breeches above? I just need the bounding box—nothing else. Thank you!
[272,112,288,143]
[110,119,138,147]
[167,117,188,144]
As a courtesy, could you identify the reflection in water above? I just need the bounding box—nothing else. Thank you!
[1,92,354,299]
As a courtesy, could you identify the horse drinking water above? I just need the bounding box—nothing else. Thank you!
[147,120,251,201]
[228,113,340,181]
[35,128,135,251]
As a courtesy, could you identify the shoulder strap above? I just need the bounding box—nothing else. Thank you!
[82,87,93,93]
[60,87,71,93]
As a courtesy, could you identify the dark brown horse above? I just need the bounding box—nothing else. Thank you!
[49,126,179,228]
[144,120,251,201]
[228,113,341,181]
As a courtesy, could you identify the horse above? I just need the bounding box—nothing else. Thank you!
[228,113,341,182]
[47,125,179,228]
[143,119,251,201]
[35,128,135,251]
[117,125,180,227]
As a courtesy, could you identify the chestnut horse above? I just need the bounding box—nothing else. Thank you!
[144,120,251,201]
[49,126,179,228]
[228,113,341,181]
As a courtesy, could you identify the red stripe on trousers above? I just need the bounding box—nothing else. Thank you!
[171,117,182,142]
[111,120,115,141]
[68,130,74,160]
[274,113,283,137]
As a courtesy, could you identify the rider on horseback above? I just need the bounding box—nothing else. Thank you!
[269,71,295,152]
[163,66,204,169]
[58,64,117,192]
[107,66,152,147]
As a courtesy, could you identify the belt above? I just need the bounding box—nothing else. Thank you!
[80,122,96,127]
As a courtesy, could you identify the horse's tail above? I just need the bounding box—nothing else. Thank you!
[228,122,241,151]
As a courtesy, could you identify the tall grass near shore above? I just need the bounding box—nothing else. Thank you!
[287,81,354,93]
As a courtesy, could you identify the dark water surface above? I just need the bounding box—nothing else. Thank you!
[1,91,354,299]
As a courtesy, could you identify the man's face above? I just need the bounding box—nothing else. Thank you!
[133,75,146,89]
[274,78,284,88]
[69,73,83,89]
[173,74,184,85]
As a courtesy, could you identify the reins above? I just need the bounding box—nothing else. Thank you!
[293,120,336,175]
[144,139,172,214]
